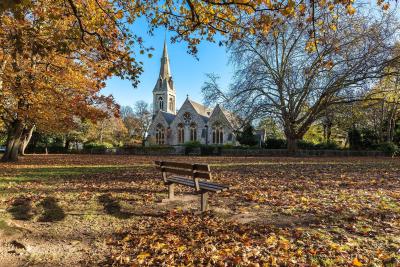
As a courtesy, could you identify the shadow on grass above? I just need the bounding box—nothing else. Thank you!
[37,197,66,222]
[7,197,33,220]
[98,194,133,219]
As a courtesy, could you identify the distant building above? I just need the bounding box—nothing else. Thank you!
[148,41,238,145]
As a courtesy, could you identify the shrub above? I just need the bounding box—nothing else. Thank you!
[314,141,340,150]
[83,142,113,149]
[184,141,201,155]
[183,141,202,148]
[222,144,235,149]
[265,138,287,149]
[361,128,379,149]
[237,124,258,146]
[377,142,398,156]
[297,140,316,150]
[200,145,216,156]
[348,128,362,150]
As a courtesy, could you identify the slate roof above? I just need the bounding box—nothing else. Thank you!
[186,99,212,123]
[160,111,176,124]
[217,104,241,129]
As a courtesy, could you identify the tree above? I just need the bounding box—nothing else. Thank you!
[0,1,134,161]
[1,0,396,161]
[237,123,258,146]
[202,8,400,151]
[120,106,140,141]
[257,117,284,139]
[133,101,152,146]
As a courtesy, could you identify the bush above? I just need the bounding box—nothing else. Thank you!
[200,145,217,156]
[348,128,362,150]
[377,142,398,156]
[184,141,201,155]
[184,141,202,148]
[361,128,379,149]
[83,142,113,149]
[222,144,235,149]
[237,124,258,146]
[297,140,316,150]
[314,141,340,150]
[265,138,287,149]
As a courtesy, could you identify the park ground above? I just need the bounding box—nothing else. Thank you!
[0,155,399,266]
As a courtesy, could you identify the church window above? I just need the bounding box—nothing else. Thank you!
[183,112,191,125]
[178,123,184,144]
[169,97,174,111]
[212,123,223,144]
[158,97,164,110]
[190,123,197,141]
[156,124,165,145]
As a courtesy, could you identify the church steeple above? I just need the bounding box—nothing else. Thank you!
[159,39,171,79]
[152,38,176,116]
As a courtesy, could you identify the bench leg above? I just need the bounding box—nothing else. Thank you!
[168,183,175,199]
[200,192,208,212]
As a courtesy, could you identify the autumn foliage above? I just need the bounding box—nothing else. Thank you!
[0,0,398,161]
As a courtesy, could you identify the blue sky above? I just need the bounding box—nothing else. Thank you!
[101,24,233,109]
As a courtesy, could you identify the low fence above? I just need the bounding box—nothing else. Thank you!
[220,149,385,157]
[64,147,385,157]
[25,145,386,157]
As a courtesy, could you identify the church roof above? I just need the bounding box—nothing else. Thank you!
[160,111,176,124]
[210,104,240,130]
[188,99,212,118]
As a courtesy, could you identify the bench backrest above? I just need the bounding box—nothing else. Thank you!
[155,161,212,190]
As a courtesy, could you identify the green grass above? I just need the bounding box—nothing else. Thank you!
[0,165,143,185]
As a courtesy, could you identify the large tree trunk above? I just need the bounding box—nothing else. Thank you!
[19,126,35,155]
[287,136,299,153]
[1,120,24,162]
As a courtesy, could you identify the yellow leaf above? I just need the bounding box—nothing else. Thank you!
[352,257,363,266]
[177,245,186,252]
[115,10,123,19]
[137,252,150,261]
[346,5,356,15]
[298,4,305,14]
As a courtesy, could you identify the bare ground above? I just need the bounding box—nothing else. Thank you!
[0,154,399,266]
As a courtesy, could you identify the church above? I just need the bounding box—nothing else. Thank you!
[147,41,238,146]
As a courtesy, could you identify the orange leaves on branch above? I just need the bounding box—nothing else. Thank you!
[346,4,356,15]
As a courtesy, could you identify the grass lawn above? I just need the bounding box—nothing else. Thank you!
[0,154,399,266]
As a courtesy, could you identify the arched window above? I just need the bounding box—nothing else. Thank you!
[177,123,184,144]
[212,124,223,144]
[183,112,191,125]
[158,97,164,110]
[169,97,174,111]
[190,123,197,141]
[156,124,165,145]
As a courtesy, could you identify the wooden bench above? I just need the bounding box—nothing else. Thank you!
[155,161,230,212]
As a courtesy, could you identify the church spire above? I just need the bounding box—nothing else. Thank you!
[152,37,176,115]
[159,38,171,79]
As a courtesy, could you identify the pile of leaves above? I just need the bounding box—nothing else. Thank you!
[108,209,399,266]
[1,155,399,266]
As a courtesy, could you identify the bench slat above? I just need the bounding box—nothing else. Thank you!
[155,161,210,172]
[167,179,223,193]
[166,177,229,192]
[156,167,211,179]
[168,176,229,190]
